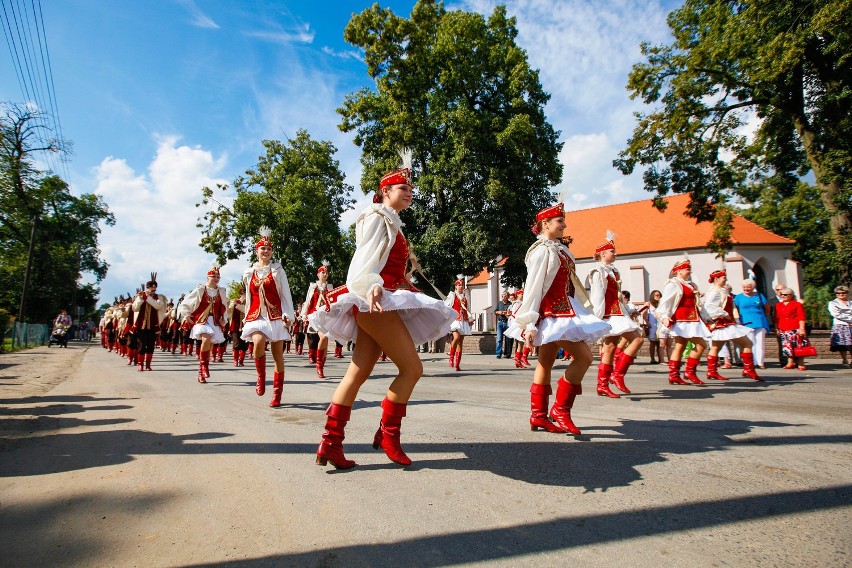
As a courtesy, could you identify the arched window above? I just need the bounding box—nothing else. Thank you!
[752,263,768,298]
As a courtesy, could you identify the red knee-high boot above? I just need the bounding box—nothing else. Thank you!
[126,347,136,366]
[741,352,763,381]
[373,398,412,466]
[316,350,326,379]
[316,403,356,469]
[308,348,317,364]
[521,347,531,368]
[448,348,456,367]
[610,354,634,393]
[238,349,246,367]
[668,359,687,384]
[145,352,153,371]
[613,346,624,367]
[254,355,266,395]
[137,350,145,372]
[514,350,523,368]
[334,344,343,358]
[683,356,705,384]
[198,350,210,383]
[530,384,564,432]
[269,371,284,407]
[596,363,619,398]
[706,355,728,380]
[455,351,462,371]
[550,377,582,435]
[233,348,240,367]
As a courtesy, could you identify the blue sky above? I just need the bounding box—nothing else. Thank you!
[1,0,678,306]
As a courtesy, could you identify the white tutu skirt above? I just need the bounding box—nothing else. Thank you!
[505,297,612,347]
[669,320,711,340]
[710,324,751,342]
[190,316,225,344]
[603,315,641,337]
[449,319,472,335]
[309,289,457,345]
[241,316,291,343]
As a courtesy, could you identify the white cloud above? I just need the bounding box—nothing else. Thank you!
[246,26,315,44]
[94,138,247,303]
[176,0,220,29]
[322,46,365,62]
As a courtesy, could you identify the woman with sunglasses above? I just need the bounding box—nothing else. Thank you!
[828,286,851,368]
[774,288,808,370]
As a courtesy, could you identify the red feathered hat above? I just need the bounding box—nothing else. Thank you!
[377,148,413,202]
[207,265,220,277]
[593,230,616,258]
[708,268,726,283]
[317,261,330,276]
[255,226,272,250]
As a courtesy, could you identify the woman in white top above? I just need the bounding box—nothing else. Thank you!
[240,227,295,407]
[310,150,456,469]
[828,285,851,368]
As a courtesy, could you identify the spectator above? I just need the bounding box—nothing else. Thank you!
[54,310,72,328]
[767,283,786,365]
[645,290,664,364]
[774,288,808,371]
[734,279,771,369]
[828,285,851,368]
[494,291,512,359]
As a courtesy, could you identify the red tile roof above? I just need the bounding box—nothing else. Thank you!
[564,194,793,258]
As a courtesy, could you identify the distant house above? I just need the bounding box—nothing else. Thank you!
[466,195,799,331]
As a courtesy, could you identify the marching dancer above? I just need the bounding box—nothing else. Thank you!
[444,277,473,371]
[179,266,228,383]
[587,231,644,397]
[241,228,295,407]
[310,149,456,469]
[301,263,333,378]
[703,269,762,381]
[505,202,611,435]
[132,274,168,372]
[227,287,248,367]
[655,257,710,385]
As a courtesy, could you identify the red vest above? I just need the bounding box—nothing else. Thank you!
[604,270,623,318]
[539,251,576,321]
[451,294,468,321]
[134,295,161,331]
[229,299,246,332]
[673,282,700,322]
[380,230,419,292]
[246,271,283,322]
[190,288,226,326]
[713,294,735,329]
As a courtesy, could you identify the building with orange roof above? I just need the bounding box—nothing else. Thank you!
[464,195,800,331]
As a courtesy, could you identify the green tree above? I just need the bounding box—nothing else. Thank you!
[197,130,354,299]
[614,0,852,285]
[339,0,562,289]
[1,104,114,322]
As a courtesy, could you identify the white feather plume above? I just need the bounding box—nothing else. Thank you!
[258,225,271,238]
[606,229,617,242]
[398,147,413,171]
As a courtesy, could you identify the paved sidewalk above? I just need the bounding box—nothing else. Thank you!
[0,343,850,567]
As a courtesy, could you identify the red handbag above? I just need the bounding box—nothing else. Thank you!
[792,335,817,358]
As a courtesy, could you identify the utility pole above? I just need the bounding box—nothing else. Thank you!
[18,215,39,323]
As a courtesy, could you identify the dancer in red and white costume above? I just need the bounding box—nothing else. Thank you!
[655,258,710,385]
[505,203,611,435]
[310,149,456,469]
[587,231,644,397]
[301,264,333,378]
[179,266,228,383]
[702,269,762,381]
[226,287,248,367]
[510,289,532,368]
[444,278,473,371]
[132,274,168,372]
[241,227,295,407]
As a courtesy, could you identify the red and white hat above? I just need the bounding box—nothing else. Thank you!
[207,265,221,277]
[255,226,272,249]
[317,260,330,276]
[454,274,465,288]
[593,230,616,258]
[377,148,413,200]
[671,254,691,272]
[708,268,726,283]
[531,203,564,234]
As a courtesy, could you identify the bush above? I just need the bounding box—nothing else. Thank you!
[802,284,834,330]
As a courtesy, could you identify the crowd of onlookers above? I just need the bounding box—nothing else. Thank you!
[51,310,97,342]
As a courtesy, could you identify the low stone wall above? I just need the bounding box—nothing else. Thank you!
[443,330,844,360]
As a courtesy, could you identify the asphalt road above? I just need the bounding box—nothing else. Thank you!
[1,343,850,567]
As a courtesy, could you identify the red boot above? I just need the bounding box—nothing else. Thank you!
[233,348,240,367]
[126,348,136,366]
[514,350,523,368]
[683,357,705,385]
[316,403,356,469]
[448,348,456,367]
[334,344,343,358]
[145,353,153,371]
[137,352,145,372]
[529,384,564,432]
[610,354,634,393]
[455,351,462,371]
[706,355,728,380]
[308,348,317,364]
[269,371,284,407]
[316,350,326,379]
[668,360,687,384]
[254,355,266,395]
[613,346,624,367]
[372,398,412,466]
[197,350,209,383]
[596,363,619,398]
[550,378,582,435]
[201,349,211,378]
[741,352,764,381]
[238,349,246,367]
[521,348,531,368]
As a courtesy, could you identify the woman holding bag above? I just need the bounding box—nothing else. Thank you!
[774,288,808,371]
